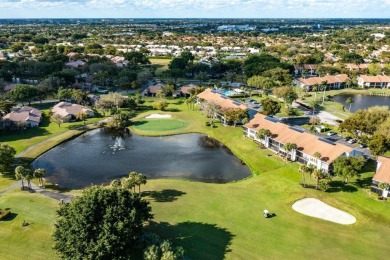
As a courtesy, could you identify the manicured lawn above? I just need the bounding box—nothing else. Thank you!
[1,96,390,259]
[0,191,59,260]
[133,118,189,132]
[149,58,172,76]
[0,110,103,155]
[0,176,16,191]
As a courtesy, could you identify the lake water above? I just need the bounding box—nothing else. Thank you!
[332,94,390,112]
[32,129,252,189]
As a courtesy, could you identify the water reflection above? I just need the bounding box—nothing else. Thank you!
[332,94,390,112]
[32,130,252,188]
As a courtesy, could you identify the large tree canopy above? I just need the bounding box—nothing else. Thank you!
[53,186,153,260]
[0,143,16,173]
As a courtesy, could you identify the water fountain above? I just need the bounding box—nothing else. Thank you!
[110,137,125,152]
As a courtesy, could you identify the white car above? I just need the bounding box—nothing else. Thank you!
[327,131,336,136]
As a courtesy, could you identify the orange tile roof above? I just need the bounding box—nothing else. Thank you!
[296,74,349,86]
[197,88,248,110]
[359,75,390,83]
[373,156,390,184]
[245,113,353,163]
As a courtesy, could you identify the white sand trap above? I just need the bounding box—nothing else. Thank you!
[292,198,356,225]
[145,113,172,119]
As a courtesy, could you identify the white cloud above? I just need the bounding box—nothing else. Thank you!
[0,0,389,18]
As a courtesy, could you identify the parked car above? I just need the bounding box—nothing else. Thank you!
[348,138,357,144]
[363,155,371,161]
[327,131,336,136]
[344,136,352,141]
[359,143,367,148]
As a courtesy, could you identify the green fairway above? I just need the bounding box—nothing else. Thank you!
[0,191,59,260]
[149,58,172,76]
[133,118,188,132]
[1,96,390,259]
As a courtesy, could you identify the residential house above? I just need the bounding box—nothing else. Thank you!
[357,75,390,88]
[244,113,363,172]
[294,74,349,91]
[196,88,256,125]
[174,84,198,97]
[65,60,85,69]
[3,106,42,128]
[345,63,369,71]
[372,156,390,198]
[294,64,317,76]
[52,102,94,122]
[142,83,165,96]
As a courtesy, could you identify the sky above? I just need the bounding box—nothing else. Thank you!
[0,0,390,19]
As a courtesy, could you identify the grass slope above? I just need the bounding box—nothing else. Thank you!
[0,191,59,260]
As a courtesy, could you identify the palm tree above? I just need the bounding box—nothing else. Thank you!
[135,173,147,193]
[24,169,33,189]
[298,165,310,187]
[128,172,138,192]
[320,81,328,106]
[283,143,297,160]
[311,168,325,190]
[121,176,135,191]
[314,152,322,160]
[256,128,272,140]
[33,168,45,187]
[15,166,25,190]
[346,97,354,112]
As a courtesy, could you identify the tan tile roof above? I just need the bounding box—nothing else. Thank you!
[245,113,353,163]
[52,102,94,118]
[197,88,248,110]
[359,75,390,83]
[373,156,390,184]
[3,106,42,123]
[296,74,349,87]
[145,83,164,94]
[179,84,198,95]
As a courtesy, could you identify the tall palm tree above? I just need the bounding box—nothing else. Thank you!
[15,166,25,190]
[136,173,147,193]
[33,168,46,187]
[283,143,297,160]
[346,97,354,112]
[311,168,325,190]
[24,169,33,189]
[256,128,272,140]
[298,165,309,187]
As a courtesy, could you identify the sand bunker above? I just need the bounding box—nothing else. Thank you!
[145,113,172,119]
[292,198,356,225]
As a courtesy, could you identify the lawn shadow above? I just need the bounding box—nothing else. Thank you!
[326,181,358,193]
[147,221,234,260]
[1,212,18,221]
[354,176,373,189]
[142,189,186,202]
[43,183,72,193]
[165,108,181,112]
[132,120,148,127]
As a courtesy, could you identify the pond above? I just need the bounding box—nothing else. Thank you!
[32,129,252,189]
[332,94,390,112]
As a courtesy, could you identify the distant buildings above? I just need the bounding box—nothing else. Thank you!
[217,25,256,32]
[294,64,318,76]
